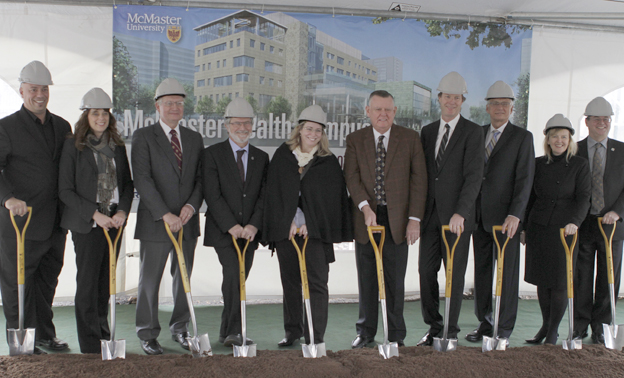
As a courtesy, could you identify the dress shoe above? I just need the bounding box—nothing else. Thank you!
[465,328,492,342]
[33,347,47,355]
[525,328,547,344]
[218,335,225,344]
[592,333,605,345]
[223,334,254,347]
[572,330,588,339]
[36,337,69,351]
[278,336,300,347]
[416,333,433,346]
[172,332,190,350]
[140,339,163,355]
[351,335,374,349]
[392,339,405,347]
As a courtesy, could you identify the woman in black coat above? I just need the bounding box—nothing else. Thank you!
[263,105,353,347]
[524,114,591,345]
[58,88,134,353]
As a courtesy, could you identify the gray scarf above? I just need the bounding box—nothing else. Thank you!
[85,131,117,216]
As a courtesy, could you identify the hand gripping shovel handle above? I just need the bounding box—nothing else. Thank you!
[441,225,461,299]
[10,207,33,289]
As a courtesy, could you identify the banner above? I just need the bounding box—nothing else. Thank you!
[113,5,531,153]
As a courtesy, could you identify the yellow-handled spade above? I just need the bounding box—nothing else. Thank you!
[101,227,126,360]
[482,225,510,352]
[232,236,257,357]
[597,218,624,350]
[560,229,581,350]
[433,225,461,352]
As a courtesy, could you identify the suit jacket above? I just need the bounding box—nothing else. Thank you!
[131,122,203,242]
[0,106,71,241]
[477,123,535,230]
[202,139,269,248]
[421,116,484,231]
[344,124,427,245]
[58,138,134,234]
[578,137,624,240]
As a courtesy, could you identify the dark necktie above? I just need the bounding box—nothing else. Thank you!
[591,143,605,214]
[485,130,500,163]
[375,135,387,205]
[237,149,246,184]
[170,129,182,171]
[436,124,450,170]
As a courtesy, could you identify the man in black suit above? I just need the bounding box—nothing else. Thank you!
[417,72,484,346]
[0,61,70,353]
[132,78,204,355]
[202,98,268,348]
[465,81,535,344]
[574,97,624,345]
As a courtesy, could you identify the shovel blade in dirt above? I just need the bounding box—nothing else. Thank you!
[562,338,582,350]
[8,328,35,356]
[432,337,457,352]
[603,324,624,351]
[101,339,126,360]
[482,336,507,352]
[188,333,213,358]
[302,342,326,358]
[378,341,399,359]
[233,343,257,358]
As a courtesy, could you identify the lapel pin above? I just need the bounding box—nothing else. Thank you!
[611,148,615,151]
[251,156,255,160]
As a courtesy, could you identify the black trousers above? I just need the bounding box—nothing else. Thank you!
[471,220,520,338]
[574,219,623,336]
[0,229,66,343]
[419,208,471,339]
[215,240,255,339]
[354,206,408,342]
[276,237,329,343]
[73,226,122,353]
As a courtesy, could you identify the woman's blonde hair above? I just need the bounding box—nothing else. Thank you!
[543,127,577,163]
[286,121,332,157]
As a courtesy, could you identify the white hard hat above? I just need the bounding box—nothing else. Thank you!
[80,88,112,110]
[544,113,575,135]
[485,81,515,100]
[154,78,186,101]
[584,97,614,116]
[224,98,255,118]
[437,71,467,95]
[18,60,53,85]
[297,105,327,128]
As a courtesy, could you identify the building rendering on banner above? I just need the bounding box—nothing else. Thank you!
[369,56,403,83]
[193,10,387,123]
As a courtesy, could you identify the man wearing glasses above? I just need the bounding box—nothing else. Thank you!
[132,78,204,354]
[202,98,268,347]
[464,81,534,345]
[574,97,624,345]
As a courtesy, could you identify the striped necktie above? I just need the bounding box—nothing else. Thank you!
[170,129,182,171]
[485,130,500,163]
[436,124,450,171]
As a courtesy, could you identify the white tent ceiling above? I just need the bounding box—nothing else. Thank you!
[3,0,624,31]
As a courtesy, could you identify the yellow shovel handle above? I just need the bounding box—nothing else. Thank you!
[559,229,578,299]
[232,235,251,301]
[165,223,191,293]
[441,225,461,299]
[103,227,124,296]
[290,229,310,300]
[10,207,32,286]
[492,226,510,297]
[597,217,617,285]
[367,225,386,300]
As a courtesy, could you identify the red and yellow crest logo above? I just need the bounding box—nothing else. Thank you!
[167,25,181,43]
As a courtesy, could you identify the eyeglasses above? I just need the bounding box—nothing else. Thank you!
[230,121,253,127]
[161,101,184,108]
[588,116,611,124]
[489,101,512,107]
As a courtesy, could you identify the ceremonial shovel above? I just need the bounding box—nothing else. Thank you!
[291,230,326,358]
[367,225,399,359]
[433,225,461,352]
[597,218,624,350]
[482,226,509,352]
[232,236,257,357]
[165,224,212,357]
[101,227,126,360]
[560,229,582,350]
[8,207,35,356]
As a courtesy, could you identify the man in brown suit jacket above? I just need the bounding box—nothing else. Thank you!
[344,90,427,348]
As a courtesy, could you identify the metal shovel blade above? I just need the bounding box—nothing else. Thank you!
[101,339,126,360]
[8,328,35,356]
[302,342,326,358]
[482,336,507,352]
[562,338,582,350]
[378,341,399,359]
[188,334,213,358]
[233,343,257,358]
[433,337,457,352]
[603,324,624,351]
